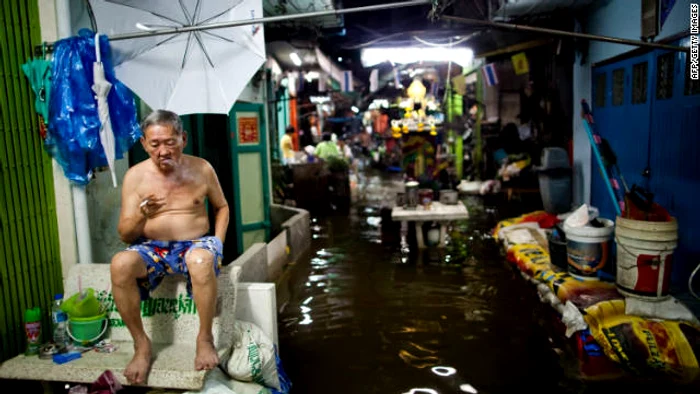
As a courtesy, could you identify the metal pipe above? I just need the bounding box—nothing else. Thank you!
[40,0,429,48]
[443,15,689,53]
[57,0,95,265]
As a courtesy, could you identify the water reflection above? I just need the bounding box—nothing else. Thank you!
[298,314,313,325]
[431,366,456,377]
[279,171,598,393]
[459,384,478,393]
[366,216,381,227]
[403,389,438,394]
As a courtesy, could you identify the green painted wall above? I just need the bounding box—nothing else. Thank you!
[0,0,62,362]
[238,153,265,224]
[230,103,270,255]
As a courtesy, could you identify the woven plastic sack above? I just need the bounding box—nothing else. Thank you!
[220,321,291,394]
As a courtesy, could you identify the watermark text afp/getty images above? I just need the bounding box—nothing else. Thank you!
[691,3,699,80]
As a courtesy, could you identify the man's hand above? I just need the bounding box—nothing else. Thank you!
[139,194,166,218]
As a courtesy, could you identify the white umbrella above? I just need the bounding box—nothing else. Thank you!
[93,32,118,188]
[89,0,266,115]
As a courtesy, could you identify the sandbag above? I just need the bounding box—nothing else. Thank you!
[507,244,552,277]
[183,368,269,394]
[536,269,622,309]
[220,321,286,392]
[584,299,700,383]
[493,210,559,238]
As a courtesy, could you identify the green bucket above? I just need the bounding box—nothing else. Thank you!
[67,313,108,346]
[62,288,102,318]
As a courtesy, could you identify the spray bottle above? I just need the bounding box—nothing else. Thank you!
[24,307,41,356]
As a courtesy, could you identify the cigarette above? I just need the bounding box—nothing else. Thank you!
[140,199,149,208]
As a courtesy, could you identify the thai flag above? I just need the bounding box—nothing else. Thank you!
[482,63,499,86]
[369,69,379,93]
[342,70,353,92]
[430,79,439,97]
[318,74,326,92]
[393,66,401,88]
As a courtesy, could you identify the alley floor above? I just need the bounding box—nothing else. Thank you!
[276,171,699,394]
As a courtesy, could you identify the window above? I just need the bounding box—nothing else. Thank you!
[632,62,647,104]
[595,73,606,107]
[656,53,674,99]
[612,68,625,106]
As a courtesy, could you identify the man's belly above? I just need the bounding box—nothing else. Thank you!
[143,213,210,241]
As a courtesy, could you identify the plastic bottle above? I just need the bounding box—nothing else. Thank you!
[51,294,68,346]
[24,307,41,356]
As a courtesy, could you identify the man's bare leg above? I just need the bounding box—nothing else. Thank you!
[111,251,152,384]
[186,249,219,370]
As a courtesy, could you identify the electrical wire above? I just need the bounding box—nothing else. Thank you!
[343,30,455,49]
[84,0,97,31]
[412,34,473,47]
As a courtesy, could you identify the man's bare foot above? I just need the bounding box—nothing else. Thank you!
[124,337,152,384]
[195,337,219,371]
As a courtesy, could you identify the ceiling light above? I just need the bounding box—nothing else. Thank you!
[289,52,302,66]
[338,57,343,62]
[361,46,474,68]
[310,96,330,104]
[351,106,359,113]
[305,71,320,82]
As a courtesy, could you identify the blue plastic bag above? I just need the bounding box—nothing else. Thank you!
[47,29,141,185]
[270,345,292,394]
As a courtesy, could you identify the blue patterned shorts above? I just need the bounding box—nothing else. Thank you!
[126,236,223,300]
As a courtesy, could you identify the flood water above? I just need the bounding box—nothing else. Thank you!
[277,171,698,394]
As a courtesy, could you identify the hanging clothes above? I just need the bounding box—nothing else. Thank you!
[21,55,52,138]
[47,29,141,185]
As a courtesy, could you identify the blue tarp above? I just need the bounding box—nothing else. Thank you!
[47,29,141,185]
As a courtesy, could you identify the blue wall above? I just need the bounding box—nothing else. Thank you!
[590,37,700,289]
[573,0,691,206]
[587,0,691,64]
[574,1,699,289]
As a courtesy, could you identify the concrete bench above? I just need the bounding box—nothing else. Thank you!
[0,263,277,391]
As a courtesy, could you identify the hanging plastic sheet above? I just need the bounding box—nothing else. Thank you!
[47,29,141,185]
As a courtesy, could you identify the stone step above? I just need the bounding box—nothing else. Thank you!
[1,342,206,390]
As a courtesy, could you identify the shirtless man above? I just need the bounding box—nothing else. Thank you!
[111,110,229,384]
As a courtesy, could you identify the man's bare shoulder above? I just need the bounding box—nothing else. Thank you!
[123,160,151,183]
[184,154,215,174]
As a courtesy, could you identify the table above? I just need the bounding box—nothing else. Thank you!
[392,201,469,248]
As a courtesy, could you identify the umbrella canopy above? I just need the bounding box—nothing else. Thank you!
[92,33,118,188]
[89,0,266,115]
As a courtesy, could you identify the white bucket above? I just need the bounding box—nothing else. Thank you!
[563,218,615,280]
[615,217,678,300]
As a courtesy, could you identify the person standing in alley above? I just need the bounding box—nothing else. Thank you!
[280,125,296,165]
[314,132,341,161]
[110,110,229,384]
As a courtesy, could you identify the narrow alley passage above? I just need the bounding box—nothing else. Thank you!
[276,171,699,394]
[277,171,565,394]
